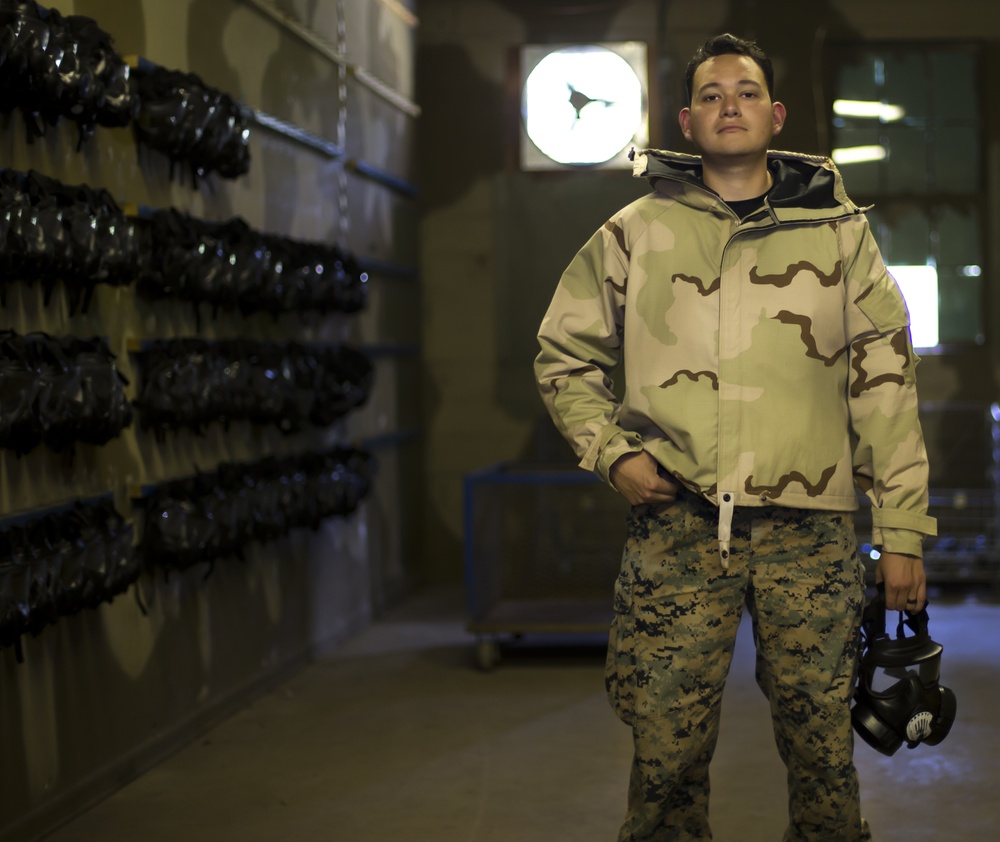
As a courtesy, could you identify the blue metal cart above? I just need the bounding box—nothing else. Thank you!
[463,462,629,669]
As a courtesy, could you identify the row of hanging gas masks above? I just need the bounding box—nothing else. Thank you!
[0,331,132,456]
[0,331,372,454]
[0,167,368,317]
[136,209,369,319]
[132,64,250,184]
[0,168,139,313]
[0,1,250,181]
[852,584,957,756]
[0,500,138,660]
[0,1,133,146]
[140,447,374,573]
[0,445,374,659]
[133,339,373,441]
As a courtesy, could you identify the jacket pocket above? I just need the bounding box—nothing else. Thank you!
[605,573,637,725]
[856,270,910,333]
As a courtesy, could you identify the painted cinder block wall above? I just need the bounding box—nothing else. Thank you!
[0,1,419,839]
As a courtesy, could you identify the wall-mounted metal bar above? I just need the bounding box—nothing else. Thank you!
[345,158,419,198]
[248,109,344,159]
[0,492,115,530]
[992,402,1000,551]
[237,0,421,118]
[248,107,418,198]
[359,428,420,451]
[125,206,416,282]
[123,55,418,198]
[359,342,419,359]
[127,336,372,356]
[357,258,419,282]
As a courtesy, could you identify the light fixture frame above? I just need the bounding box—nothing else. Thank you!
[519,41,649,171]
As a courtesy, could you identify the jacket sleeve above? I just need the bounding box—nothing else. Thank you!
[534,217,642,484]
[841,216,937,556]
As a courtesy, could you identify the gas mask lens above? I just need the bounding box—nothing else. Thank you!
[865,654,940,697]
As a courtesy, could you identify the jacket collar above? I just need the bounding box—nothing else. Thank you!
[631,148,860,218]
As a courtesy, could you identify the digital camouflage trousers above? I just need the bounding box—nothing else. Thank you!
[605,490,873,842]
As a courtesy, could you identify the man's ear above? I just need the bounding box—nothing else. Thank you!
[678,107,693,141]
[772,101,787,136]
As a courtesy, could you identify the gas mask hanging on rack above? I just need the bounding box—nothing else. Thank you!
[851,585,957,756]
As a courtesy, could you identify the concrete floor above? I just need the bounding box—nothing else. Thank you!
[41,586,999,841]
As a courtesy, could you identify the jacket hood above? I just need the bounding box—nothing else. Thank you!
[631,148,861,217]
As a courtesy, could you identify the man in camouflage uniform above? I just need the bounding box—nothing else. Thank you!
[534,34,936,841]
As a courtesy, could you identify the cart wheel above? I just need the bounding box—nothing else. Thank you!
[476,638,499,671]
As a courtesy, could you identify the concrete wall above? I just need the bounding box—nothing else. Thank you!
[416,0,1000,583]
[0,1,419,839]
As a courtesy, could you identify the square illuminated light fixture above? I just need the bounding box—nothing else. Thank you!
[887,265,939,348]
[520,42,649,171]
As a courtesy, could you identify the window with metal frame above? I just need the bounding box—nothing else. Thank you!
[829,43,984,350]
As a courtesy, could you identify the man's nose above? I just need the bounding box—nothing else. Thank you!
[721,97,740,116]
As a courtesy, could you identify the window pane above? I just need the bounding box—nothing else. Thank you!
[866,209,889,261]
[937,270,983,343]
[935,205,983,342]
[884,126,929,193]
[837,57,879,102]
[833,126,882,195]
[888,264,938,347]
[831,43,983,349]
[891,209,931,265]
[933,127,979,192]
[937,205,981,266]
[931,51,977,121]
[883,53,927,121]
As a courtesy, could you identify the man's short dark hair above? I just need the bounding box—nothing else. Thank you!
[683,33,774,105]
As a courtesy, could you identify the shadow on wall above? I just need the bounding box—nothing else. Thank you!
[416,9,649,467]
[415,43,505,213]
[260,0,336,238]
[187,0,243,104]
[185,0,242,221]
[498,0,627,43]
[74,0,145,54]
[356,0,409,256]
[495,170,647,440]
[414,40,508,581]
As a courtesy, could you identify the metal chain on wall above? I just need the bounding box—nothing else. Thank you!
[337,0,349,246]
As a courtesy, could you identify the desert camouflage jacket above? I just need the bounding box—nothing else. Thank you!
[535,148,936,562]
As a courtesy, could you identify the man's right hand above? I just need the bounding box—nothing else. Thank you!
[609,451,681,507]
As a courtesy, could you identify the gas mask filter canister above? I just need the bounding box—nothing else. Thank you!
[851,585,957,756]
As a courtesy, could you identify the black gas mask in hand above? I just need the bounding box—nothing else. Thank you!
[851,585,957,756]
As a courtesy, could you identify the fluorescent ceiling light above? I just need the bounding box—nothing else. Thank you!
[831,145,887,165]
[833,99,906,121]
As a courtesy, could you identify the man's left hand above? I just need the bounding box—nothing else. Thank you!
[875,552,927,612]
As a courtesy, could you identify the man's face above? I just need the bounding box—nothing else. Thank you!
[678,53,785,161]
